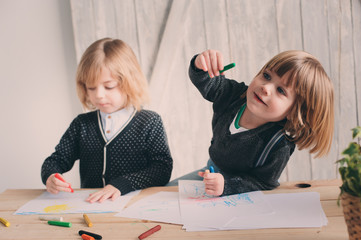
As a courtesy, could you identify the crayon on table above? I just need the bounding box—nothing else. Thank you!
[138,225,161,240]
[0,217,10,227]
[79,230,102,240]
[48,220,72,228]
[39,216,63,221]
[83,214,93,227]
[54,173,74,193]
[219,63,235,73]
[81,234,95,240]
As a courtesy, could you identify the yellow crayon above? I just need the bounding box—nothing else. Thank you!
[83,214,93,227]
[0,217,10,227]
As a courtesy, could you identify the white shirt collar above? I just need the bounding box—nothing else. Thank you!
[99,106,135,141]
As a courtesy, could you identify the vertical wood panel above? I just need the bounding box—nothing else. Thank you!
[180,1,213,177]
[276,0,312,182]
[110,0,139,58]
[202,0,230,62]
[148,0,194,109]
[70,0,97,62]
[134,0,172,80]
[337,0,358,156]
[327,0,342,177]
[302,0,337,180]
[227,0,279,86]
[276,0,303,51]
[352,0,361,126]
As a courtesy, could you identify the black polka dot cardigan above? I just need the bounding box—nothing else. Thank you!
[41,109,173,195]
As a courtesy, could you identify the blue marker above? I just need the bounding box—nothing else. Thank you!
[209,166,215,173]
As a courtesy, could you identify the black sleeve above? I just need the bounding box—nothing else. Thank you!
[41,117,80,185]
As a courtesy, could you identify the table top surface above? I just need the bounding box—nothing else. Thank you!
[0,179,349,240]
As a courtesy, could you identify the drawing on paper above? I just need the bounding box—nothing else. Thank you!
[181,182,254,208]
[43,204,71,213]
[14,190,139,215]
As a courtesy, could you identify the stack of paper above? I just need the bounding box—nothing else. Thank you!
[116,180,327,231]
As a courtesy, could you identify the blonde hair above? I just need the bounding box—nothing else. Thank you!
[257,50,334,158]
[76,38,149,111]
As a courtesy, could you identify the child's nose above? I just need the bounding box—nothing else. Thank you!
[261,85,271,96]
[95,88,105,98]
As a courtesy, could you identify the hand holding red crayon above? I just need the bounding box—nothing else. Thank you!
[45,173,74,194]
[55,173,74,193]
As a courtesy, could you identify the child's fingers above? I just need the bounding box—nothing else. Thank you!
[198,171,205,177]
[47,186,59,194]
[210,52,220,76]
[216,51,224,72]
[86,192,102,203]
[204,173,217,181]
[97,193,112,203]
[54,178,71,188]
[111,191,121,201]
[57,186,73,193]
[205,189,221,196]
[204,182,215,191]
[202,51,214,77]
[198,54,208,71]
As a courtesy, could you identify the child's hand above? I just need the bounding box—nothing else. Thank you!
[195,49,224,78]
[46,173,73,194]
[198,170,225,196]
[86,185,121,203]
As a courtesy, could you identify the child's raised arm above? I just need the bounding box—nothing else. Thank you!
[195,49,224,78]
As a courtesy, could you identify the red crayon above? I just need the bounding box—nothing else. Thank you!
[81,234,95,240]
[138,225,161,240]
[55,173,74,193]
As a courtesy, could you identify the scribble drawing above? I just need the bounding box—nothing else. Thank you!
[183,182,255,208]
[43,204,71,213]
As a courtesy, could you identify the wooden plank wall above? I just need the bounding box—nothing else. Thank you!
[70,0,361,182]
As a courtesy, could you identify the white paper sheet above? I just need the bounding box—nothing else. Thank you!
[115,191,182,224]
[224,192,328,229]
[14,190,139,215]
[178,180,274,229]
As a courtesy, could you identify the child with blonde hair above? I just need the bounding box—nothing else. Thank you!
[168,49,334,197]
[42,38,173,202]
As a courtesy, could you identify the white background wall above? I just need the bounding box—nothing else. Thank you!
[0,0,81,193]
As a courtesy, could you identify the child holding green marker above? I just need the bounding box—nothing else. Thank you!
[168,49,334,197]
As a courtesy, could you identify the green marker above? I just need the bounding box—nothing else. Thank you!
[48,220,72,228]
[220,63,236,73]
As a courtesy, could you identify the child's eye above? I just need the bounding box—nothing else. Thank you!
[105,85,117,90]
[277,87,286,95]
[87,87,95,91]
[263,72,271,80]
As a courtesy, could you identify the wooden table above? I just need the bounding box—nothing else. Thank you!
[0,180,349,239]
